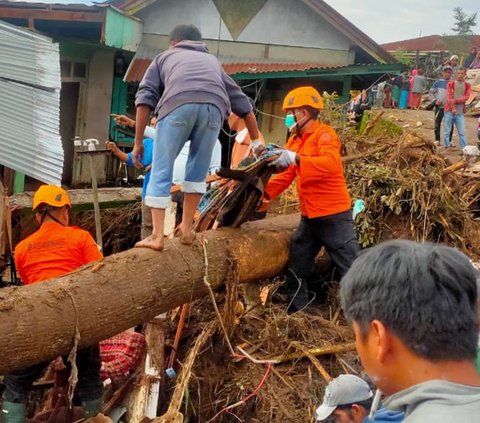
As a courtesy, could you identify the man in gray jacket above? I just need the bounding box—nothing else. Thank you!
[340,240,480,422]
[133,24,261,251]
[429,65,453,144]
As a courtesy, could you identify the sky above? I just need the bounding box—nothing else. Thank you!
[323,0,479,44]
[18,0,479,45]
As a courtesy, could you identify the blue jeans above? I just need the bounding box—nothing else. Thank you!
[145,103,222,209]
[444,111,467,148]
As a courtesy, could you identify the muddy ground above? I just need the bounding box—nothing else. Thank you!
[384,108,479,158]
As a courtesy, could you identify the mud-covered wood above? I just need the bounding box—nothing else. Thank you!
[0,214,299,374]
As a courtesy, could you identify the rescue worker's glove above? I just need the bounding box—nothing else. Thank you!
[268,149,298,172]
[249,139,266,158]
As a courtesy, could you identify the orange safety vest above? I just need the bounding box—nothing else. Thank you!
[14,221,102,285]
[264,120,351,218]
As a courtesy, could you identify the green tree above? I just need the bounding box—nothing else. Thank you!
[451,6,477,35]
[392,48,413,66]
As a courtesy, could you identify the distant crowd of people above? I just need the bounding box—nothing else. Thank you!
[465,47,480,70]
[348,48,479,148]
[348,68,429,124]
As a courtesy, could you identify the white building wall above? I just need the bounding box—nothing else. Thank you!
[137,0,351,51]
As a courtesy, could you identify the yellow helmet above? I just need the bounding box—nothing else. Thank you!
[282,86,324,111]
[32,185,71,211]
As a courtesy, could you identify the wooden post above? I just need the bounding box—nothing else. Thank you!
[88,155,103,250]
[127,316,166,422]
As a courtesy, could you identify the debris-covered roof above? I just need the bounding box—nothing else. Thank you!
[222,58,345,76]
[382,35,480,52]
[0,20,63,185]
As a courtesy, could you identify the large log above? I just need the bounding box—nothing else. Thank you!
[0,214,299,374]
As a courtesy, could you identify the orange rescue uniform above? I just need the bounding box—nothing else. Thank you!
[14,221,102,285]
[264,120,351,218]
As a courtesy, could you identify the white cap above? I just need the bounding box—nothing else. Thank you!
[315,375,373,421]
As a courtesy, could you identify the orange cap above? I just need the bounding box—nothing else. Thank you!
[282,86,324,111]
[32,185,71,211]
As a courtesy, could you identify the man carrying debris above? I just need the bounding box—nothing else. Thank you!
[258,86,360,313]
[315,374,403,423]
[132,24,261,251]
[2,185,104,423]
[341,240,480,422]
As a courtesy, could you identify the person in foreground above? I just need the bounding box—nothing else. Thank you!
[3,185,103,423]
[340,239,480,422]
[315,374,403,423]
[133,24,260,251]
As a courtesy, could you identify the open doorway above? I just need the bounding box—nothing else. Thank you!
[59,81,80,185]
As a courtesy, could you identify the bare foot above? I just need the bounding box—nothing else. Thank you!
[135,233,164,251]
[174,226,196,245]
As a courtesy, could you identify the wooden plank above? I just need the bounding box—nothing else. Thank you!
[88,155,103,250]
[10,187,142,210]
[458,162,480,179]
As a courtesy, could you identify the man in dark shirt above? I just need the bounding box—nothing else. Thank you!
[133,24,261,251]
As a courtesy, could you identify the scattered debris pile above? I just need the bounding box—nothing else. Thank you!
[184,300,356,423]
[341,115,480,253]
[107,294,357,423]
[72,202,142,255]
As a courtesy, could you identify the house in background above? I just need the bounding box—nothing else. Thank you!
[382,35,480,74]
[1,0,401,189]
[112,0,401,148]
[0,1,142,189]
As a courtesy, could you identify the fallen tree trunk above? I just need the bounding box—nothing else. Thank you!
[0,214,299,374]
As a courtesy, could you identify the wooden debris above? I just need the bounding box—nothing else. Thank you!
[127,317,166,422]
[152,323,216,423]
[361,111,385,136]
[443,159,468,176]
[342,143,392,164]
[292,342,332,383]
[274,342,356,363]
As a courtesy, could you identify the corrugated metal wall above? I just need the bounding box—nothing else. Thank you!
[0,20,63,186]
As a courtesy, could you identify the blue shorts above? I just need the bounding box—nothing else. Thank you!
[145,103,222,209]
